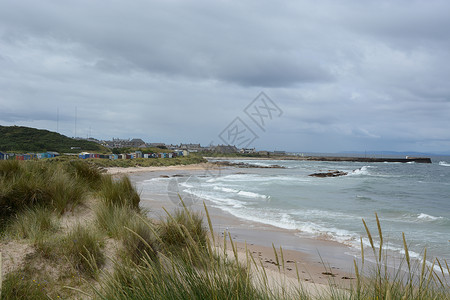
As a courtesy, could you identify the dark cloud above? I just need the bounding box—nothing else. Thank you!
[0,0,449,152]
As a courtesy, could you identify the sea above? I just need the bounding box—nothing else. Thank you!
[135,155,450,271]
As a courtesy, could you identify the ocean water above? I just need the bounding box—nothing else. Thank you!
[137,156,450,268]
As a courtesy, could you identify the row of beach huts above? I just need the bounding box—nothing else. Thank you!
[78,150,189,160]
[0,151,60,161]
[0,150,189,161]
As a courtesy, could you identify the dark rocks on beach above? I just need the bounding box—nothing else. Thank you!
[159,175,170,178]
[214,161,285,169]
[309,170,348,177]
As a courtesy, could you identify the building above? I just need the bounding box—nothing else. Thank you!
[179,143,206,152]
[129,139,146,148]
[240,148,256,154]
[0,152,8,160]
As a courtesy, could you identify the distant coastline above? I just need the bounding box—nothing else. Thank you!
[206,155,433,163]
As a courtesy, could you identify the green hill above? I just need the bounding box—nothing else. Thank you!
[0,125,108,153]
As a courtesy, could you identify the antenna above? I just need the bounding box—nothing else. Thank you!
[74,106,77,138]
[56,107,59,133]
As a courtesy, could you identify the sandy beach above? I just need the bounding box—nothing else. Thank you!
[106,162,220,175]
[122,165,358,290]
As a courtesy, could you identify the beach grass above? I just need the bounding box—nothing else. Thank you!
[5,206,59,242]
[98,175,140,210]
[64,224,105,278]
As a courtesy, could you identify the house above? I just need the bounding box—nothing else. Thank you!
[179,143,205,152]
[129,139,146,148]
[240,148,256,154]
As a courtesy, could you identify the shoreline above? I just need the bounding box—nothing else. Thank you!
[106,162,220,175]
[128,167,358,287]
[205,156,432,163]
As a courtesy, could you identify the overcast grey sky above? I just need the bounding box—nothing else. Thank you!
[1,0,449,152]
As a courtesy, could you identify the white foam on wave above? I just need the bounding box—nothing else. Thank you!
[213,186,239,193]
[417,213,443,221]
[348,166,371,176]
[237,190,269,199]
[439,161,450,167]
[212,186,269,199]
[206,174,310,184]
[186,189,245,208]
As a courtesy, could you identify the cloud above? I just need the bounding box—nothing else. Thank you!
[0,0,449,152]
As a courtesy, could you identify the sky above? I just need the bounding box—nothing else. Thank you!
[1,0,450,153]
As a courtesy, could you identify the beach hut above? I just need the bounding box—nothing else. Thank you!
[134,151,142,159]
[79,152,90,159]
[47,152,59,158]
[168,153,173,158]
[126,154,133,159]
[0,152,6,160]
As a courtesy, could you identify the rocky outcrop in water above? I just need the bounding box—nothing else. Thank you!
[309,170,348,177]
[213,161,285,169]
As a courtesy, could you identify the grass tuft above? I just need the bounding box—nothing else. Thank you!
[122,217,158,264]
[64,224,105,278]
[6,206,59,241]
[157,208,207,255]
[0,272,49,300]
[98,175,140,210]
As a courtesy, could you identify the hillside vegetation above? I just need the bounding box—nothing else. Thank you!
[0,125,107,153]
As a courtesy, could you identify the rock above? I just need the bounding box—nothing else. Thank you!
[213,161,285,169]
[309,170,348,177]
